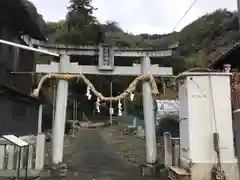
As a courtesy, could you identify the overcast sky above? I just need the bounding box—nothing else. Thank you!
[30,0,238,34]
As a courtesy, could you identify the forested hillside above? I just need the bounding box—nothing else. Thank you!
[42,2,240,74]
[24,0,240,74]
[24,0,240,120]
[27,0,240,94]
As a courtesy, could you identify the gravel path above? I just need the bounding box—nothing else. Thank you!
[99,124,146,166]
[63,128,158,180]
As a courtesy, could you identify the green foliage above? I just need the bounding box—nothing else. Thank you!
[157,115,179,137]
[24,0,240,72]
[67,0,97,29]
[57,0,100,45]
[179,9,234,54]
[176,9,240,66]
[125,92,144,119]
[45,5,240,71]
[40,1,240,102]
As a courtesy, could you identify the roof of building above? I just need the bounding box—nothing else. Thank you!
[2,86,44,104]
[208,41,240,69]
[0,0,46,41]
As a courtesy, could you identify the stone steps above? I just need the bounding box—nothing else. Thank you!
[168,166,191,180]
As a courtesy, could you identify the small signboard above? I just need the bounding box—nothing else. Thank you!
[2,135,29,147]
[2,135,30,180]
[98,45,114,70]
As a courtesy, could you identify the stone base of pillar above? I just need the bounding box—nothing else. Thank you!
[50,163,67,177]
[140,163,163,176]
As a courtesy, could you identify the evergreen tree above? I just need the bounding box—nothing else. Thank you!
[56,0,100,44]
[67,0,97,30]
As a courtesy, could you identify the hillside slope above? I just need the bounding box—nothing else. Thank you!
[44,9,240,74]
[170,9,240,68]
[132,9,240,69]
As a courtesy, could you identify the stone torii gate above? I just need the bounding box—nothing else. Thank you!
[35,43,173,174]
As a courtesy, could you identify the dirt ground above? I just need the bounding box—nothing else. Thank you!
[99,123,147,167]
[43,126,160,180]
[0,123,161,180]
[44,134,78,168]
[44,121,149,169]
[41,122,165,180]
[44,123,148,168]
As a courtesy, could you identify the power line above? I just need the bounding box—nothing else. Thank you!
[171,0,197,32]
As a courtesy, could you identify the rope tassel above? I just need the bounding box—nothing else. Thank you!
[118,100,122,116]
[86,86,92,100]
[96,97,100,113]
[130,92,134,101]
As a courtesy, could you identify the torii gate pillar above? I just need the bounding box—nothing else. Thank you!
[140,56,159,176]
[52,55,69,165]
[142,56,157,164]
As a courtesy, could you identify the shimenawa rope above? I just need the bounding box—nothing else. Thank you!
[31,73,159,101]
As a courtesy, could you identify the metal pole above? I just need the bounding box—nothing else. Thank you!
[237,0,240,31]
[72,100,75,137]
[0,39,59,57]
[110,81,113,125]
[76,100,78,120]
[73,100,75,121]
[38,104,43,133]
[52,84,56,130]
[124,98,126,125]
[141,56,157,164]
[75,100,76,121]
[52,55,69,165]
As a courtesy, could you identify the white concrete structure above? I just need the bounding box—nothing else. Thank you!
[178,72,239,180]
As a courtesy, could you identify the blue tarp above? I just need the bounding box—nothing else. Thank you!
[156,100,179,120]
